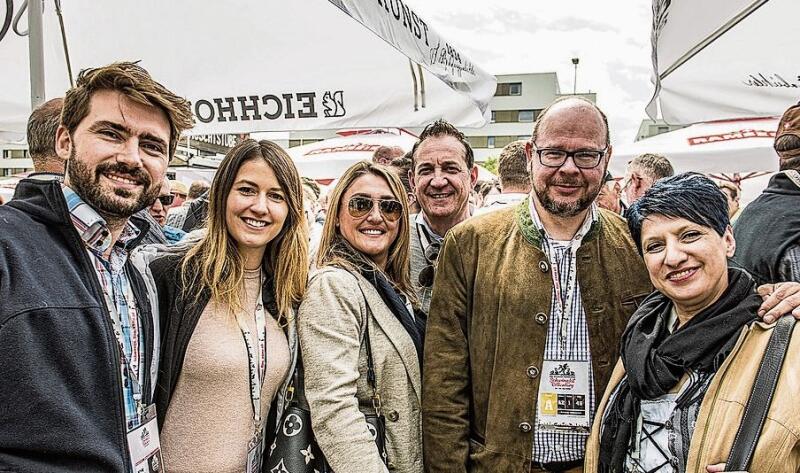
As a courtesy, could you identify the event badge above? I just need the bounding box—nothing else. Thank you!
[246,430,264,473]
[536,360,591,433]
[126,404,163,473]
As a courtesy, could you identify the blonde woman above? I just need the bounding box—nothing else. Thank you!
[148,139,308,473]
[298,161,424,473]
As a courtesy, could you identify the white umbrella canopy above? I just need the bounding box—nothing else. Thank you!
[647,0,800,124]
[0,0,495,135]
[289,130,417,182]
[610,117,780,176]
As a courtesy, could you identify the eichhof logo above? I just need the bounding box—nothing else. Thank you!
[549,363,576,390]
[323,91,346,118]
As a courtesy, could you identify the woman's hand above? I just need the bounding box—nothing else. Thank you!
[706,463,748,472]
[757,282,800,322]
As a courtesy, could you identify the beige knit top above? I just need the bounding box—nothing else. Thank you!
[160,268,290,473]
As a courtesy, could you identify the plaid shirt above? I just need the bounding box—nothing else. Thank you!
[530,198,598,463]
[62,186,144,430]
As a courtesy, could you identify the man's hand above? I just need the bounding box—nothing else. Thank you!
[757,282,800,323]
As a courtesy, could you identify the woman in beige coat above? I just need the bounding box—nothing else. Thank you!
[298,161,425,473]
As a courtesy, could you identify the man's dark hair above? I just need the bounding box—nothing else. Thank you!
[188,180,211,200]
[627,173,728,254]
[532,96,610,147]
[498,140,530,189]
[390,154,414,196]
[775,134,800,171]
[629,153,675,181]
[26,97,64,171]
[410,119,474,169]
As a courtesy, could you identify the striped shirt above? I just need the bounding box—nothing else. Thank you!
[530,198,598,463]
[62,186,144,430]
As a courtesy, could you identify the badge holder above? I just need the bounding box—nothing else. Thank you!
[126,404,163,473]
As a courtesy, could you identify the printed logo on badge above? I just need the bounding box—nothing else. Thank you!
[140,427,150,448]
[548,362,576,390]
[540,393,558,415]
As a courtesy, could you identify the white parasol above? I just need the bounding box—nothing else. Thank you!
[646,0,800,124]
[0,0,496,135]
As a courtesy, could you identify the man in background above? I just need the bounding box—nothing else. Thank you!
[372,145,405,165]
[734,103,800,283]
[622,152,674,206]
[475,140,530,214]
[26,97,66,179]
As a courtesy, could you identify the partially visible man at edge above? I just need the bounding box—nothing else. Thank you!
[26,97,66,179]
[734,102,800,283]
[408,119,477,314]
[0,62,192,472]
[421,97,800,473]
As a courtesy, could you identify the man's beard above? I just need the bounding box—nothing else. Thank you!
[66,148,158,220]
[534,177,600,218]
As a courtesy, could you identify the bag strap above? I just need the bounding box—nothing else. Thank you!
[726,315,796,470]
[349,273,383,417]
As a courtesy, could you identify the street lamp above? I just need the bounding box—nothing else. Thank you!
[571,57,579,95]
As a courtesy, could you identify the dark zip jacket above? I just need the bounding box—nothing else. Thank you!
[0,179,155,473]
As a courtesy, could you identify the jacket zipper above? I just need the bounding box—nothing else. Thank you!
[689,328,749,472]
[66,225,134,472]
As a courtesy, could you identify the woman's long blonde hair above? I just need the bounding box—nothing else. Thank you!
[181,139,308,319]
[316,161,414,297]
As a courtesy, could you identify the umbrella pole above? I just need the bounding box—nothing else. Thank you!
[28,0,45,108]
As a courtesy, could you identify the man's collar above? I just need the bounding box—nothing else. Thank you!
[415,212,444,241]
[61,185,140,254]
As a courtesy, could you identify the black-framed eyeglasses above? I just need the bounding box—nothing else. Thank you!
[347,196,403,222]
[533,147,607,169]
[157,194,175,206]
[417,241,442,288]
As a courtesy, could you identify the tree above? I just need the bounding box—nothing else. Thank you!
[481,155,499,174]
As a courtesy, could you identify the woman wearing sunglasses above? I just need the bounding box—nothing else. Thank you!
[144,139,308,472]
[298,161,425,473]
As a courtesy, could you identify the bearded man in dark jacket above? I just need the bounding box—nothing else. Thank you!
[0,62,192,472]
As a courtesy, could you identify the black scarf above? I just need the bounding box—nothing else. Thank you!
[331,238,426,365]
[598,268,760,472]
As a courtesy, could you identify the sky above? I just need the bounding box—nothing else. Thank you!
[405,0,654,145]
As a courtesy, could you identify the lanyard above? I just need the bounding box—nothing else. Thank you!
[529,197,595,352]
[98,267,146,413]
[235,273,268,434]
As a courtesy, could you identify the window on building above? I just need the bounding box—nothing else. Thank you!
[495,82,523,96]
[487,136,496,148]
[467,136,489,148]
[657,126,670,134]
[493,110,517,123]
[518,135,530,141]
[491,111,496,123]
[494,136,515,148]
[518,110,536,122]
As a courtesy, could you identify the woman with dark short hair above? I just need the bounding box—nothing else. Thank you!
[584,173,800,473]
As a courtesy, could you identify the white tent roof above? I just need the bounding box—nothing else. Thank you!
[0,0,496,135]
[647,0,800,124]
[610,117,780,176]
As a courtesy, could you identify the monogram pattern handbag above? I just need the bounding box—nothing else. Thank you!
[265,291,388,473]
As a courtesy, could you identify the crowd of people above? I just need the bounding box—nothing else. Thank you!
[2,61,800,473]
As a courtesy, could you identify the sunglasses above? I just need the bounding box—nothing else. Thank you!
[157,194,175,206]
[347,196,403,222]
[417,241,442,288]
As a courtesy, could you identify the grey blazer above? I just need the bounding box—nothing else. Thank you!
[297,267,423,473]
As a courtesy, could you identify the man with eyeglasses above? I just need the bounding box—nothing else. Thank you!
[408,119,478,314]
[621,153,674,208]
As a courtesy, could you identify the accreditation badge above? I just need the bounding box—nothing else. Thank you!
[245,429,264,473]
[536,360,591,433]
[126,404,163,473]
